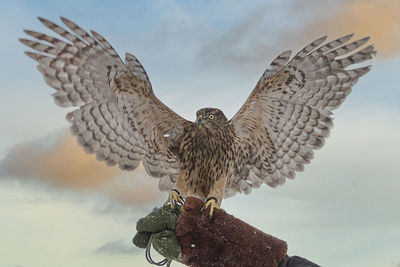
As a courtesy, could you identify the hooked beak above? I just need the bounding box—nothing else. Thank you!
[196,117,203,124]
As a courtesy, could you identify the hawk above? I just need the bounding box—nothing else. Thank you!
[20,17,375,216]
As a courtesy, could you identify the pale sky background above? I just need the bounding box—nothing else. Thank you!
[0,0,399,266]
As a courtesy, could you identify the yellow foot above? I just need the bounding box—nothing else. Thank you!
[201,197,219,218]
[165,189,184,210]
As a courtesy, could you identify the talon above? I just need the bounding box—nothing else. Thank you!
[165,189,184,209]
[201,197,218,218]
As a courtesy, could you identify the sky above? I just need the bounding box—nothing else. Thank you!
[0,0,399,266]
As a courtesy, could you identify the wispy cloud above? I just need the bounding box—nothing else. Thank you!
[95,239,138,255]
[197,0,399,73]
[0,131,162,205]
[0,132,121,187]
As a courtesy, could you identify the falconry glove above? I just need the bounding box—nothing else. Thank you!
[133,205,181,261]
[133,197,318,267]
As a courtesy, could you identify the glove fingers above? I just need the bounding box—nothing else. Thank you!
[132,231,152,249]
[136,206,179,233]
[152,230,181,260]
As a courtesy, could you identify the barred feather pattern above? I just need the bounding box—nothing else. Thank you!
[227,34,376,197]
[21,17,376,199]
[20,17,188,188]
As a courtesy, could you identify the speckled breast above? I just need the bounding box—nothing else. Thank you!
[178,124,236,197]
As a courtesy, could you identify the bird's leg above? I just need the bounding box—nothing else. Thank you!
[165,189,184,210]
[200,175,226,218]
[200,196,219,218]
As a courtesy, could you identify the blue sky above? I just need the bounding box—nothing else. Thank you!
[0,0,399,266]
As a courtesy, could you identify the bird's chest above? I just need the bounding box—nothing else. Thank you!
[178,126,235,181]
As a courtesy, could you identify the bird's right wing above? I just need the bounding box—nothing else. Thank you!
[20,17,190,190]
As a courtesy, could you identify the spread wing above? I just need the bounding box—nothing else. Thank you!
[20,17,189,190]
[227,34,376,197]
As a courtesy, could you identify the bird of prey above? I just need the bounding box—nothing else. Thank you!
[20,17,375,217]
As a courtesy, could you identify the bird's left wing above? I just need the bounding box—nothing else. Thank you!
[227,34,376,197]
[20,17,190,190]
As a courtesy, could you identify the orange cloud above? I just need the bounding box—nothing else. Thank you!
[197,0,398,72]
[1,131,162,205]
[307,0,400,57]
[3,132,121,188]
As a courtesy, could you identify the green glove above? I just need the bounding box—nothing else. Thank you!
[132,205,181,261]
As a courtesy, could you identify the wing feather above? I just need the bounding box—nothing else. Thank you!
[228,34,376,197]
[20,17,188,189]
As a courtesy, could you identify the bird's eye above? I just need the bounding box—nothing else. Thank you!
[209,115,214,119]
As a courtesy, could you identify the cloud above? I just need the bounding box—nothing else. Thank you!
[0,131,162,205]
[95,239,138,255]
[1,132,121,187]
[197,0,399,73]
[305,0,400,57]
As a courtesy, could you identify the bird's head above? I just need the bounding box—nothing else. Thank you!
[195,108,228,126]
